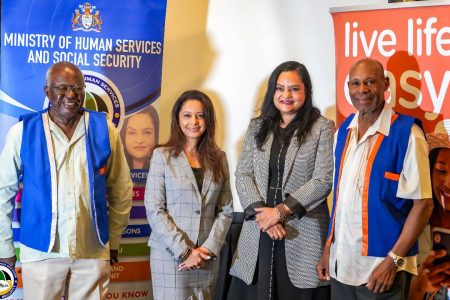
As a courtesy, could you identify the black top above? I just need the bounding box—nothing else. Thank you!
[192,167,203,192]
[267,127,294,207]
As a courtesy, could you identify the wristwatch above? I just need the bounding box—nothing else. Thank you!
[388,251,405,267]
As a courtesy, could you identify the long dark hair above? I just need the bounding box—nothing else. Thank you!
[160,90,225,182]
[429,148,441,207]
[255,61,320,150]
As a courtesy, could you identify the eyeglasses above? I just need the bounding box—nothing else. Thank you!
[51,85,85,95]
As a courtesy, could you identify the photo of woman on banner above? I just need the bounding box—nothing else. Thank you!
[410,129,450,300]
[120,105,159,170]
[144,90,233,300]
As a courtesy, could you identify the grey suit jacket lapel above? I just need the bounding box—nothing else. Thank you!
[179,151,201,198]
[283,134,300,188]
[202,169,213,196]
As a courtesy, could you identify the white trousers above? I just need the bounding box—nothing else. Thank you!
[22,258,110,300]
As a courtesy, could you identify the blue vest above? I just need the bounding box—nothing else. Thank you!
[20,109,111,252]
[328,112,418,257]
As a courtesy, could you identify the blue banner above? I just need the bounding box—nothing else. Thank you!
[122,224,152,238]
[1,0,167,147]
[1,1,167,299]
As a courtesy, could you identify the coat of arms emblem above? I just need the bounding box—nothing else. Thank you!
[71,3,102,32]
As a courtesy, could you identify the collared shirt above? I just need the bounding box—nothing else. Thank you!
[0,112,132,262]
[330,104,432,286]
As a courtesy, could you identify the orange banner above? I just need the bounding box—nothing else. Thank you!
[332,2,450,133]
[110,261,151,283]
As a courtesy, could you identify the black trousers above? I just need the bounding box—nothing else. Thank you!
[330,271,411,300]
[226,233,330,300]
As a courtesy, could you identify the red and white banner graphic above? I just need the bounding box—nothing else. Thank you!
[332,2,450,133]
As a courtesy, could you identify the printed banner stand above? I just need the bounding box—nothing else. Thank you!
[331,1,450,133]
[1,1,167,299]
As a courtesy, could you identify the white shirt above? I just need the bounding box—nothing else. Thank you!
[329,104,432,286]
[0,112,132,262]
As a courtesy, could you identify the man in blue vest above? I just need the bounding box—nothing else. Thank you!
[0,62,132,299]
[316,58,433,299]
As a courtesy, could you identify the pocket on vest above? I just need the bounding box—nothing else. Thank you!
[381,172,410,212]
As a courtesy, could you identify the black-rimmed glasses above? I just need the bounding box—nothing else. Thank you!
[50,85,85,95]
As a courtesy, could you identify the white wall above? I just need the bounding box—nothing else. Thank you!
[161,0,385,211]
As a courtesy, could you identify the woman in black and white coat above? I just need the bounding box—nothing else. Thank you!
[227,61,334,300]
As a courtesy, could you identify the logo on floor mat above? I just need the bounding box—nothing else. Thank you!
[0,261,18,299]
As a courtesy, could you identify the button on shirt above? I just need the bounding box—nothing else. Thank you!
[0,113,132,262]
[329,104,432,286]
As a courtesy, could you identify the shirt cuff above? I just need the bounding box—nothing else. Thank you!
[243,201,266,220]
[0,243,16,259]
[283,195,307,219]
[206,249,217,260]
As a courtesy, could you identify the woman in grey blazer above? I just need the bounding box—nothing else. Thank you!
[145,90,233,300]
[227,61,334,300]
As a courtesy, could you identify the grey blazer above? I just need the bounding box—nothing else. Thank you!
[145,147,233,259]
[229,116,334,289]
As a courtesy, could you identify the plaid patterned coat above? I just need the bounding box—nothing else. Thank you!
[145,147,233,300]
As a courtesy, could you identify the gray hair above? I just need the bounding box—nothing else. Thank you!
[45,61,84,86]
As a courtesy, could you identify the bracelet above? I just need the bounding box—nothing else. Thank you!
[179,247,192,261]
[208,250,217,260]
[275,204,289,223]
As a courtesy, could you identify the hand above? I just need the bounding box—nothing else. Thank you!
[266,223,287,240]
[178,247,211,271]
[316,244,330,281]
[110,249,119,266]
[254,207,280,232]
[366,256,397,293]
[0,256,16,268]
[416,250,450,293]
